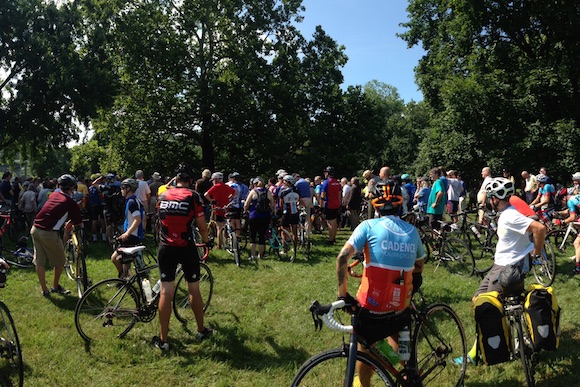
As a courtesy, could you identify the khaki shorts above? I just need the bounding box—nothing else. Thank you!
[31,226,66,268]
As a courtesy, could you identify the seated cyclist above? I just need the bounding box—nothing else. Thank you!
[335,180,425,387]
[110,178,144,278]
[529,173,555,219]
[553,191,580,275]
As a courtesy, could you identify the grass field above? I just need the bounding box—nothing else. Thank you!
[1,225,579,386]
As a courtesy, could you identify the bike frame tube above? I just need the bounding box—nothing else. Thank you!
[344,314,358,387]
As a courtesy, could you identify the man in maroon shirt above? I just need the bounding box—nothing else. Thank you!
[31,174,83,296]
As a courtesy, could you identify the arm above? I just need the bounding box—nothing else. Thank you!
[120,214,141,241]
[432,190,444,209]
[243,190,254,213]
[527,220,546,256]
[336,243,356,297]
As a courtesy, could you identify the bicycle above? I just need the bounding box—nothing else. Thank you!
[219,211,242,267]
[2,247,34,269]
[74,244,213,342]
[266,217,293,260]
[546,219,579,253]
[64,225,90,298]
[291,293,467,386]
[0,260,24,387]
[0,208,22,250]
[297,207,311,258]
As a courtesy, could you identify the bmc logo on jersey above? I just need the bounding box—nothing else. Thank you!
[159,201,189,211]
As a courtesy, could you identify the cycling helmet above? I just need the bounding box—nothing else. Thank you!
[57,174,77,189]
[572,172,580,181]
[121,178,139,190]
[230,172,241,181]
[484,177,514,200]
[283,175,296,185]
[401,173,410,181]
[175,163,194,180]
[371,180,403,216]
[324,166,335,173]
[254,176,265,185]
[211,172,224,180]
[536,174,548,183]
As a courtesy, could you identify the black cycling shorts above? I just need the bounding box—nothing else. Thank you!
[282,213,299,226]
[226,207,242,220]
[325,208,340,220]
[157,244,200,283]
[355,308,412,345]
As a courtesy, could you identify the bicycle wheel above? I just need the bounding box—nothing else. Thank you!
[74,278,139,342]
[173,263,214,324]
[290,347,395,386]
[515,317,535,386]
[441,237,475,277]
[418,227,432,264]
[545,229,570,253]
[476,229,497,274]
[532,242,556,287]
[0,301,23,387]
[208,222,218,246]
[76,248,89,298]
[413,303,467,387]
[64,240,77,281]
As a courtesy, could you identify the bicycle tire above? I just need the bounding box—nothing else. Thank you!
[74,278,139,342]
[173,263,214,324]
[290,347,395,386]
[532,242,556,287]
[515,316,535,386]
[413,303,467,387]
[418,227,432,264]
[0,301,24,387]
[475,228,497,275]
[208,222,218,247]
[442,237,475,277]
[64,240,77,281]
[545,228,570,253]
[76,248,89,298]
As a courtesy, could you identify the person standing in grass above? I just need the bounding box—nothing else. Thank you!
[153,163,213,351]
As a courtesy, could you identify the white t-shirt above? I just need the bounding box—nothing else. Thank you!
[135,180,151,206]
[477,176,493,204]
[494,206,534,266]
[447,178,463,201]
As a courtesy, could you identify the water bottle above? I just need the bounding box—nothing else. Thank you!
[376,339,400,365]
[398,327,411,361]
[152,279,161,297]
[470,225,481,239]
[142,278,153,303]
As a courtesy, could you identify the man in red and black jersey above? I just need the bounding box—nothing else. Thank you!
[31,174,83,296]
[153,163,212,351]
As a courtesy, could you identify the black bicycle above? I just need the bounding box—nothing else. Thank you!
[0,259,24,387]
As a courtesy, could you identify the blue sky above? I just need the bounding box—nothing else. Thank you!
[297,0,425,102]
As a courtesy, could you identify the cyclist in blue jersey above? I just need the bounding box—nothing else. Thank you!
[280,175,301,260]
[554,192,580,274]
[529,174,555,217]
[336,180,425,386]
[294,173,313,234]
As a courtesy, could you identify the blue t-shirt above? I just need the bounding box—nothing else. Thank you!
[227,182,242,208]
[124,195,144,240]
[295,178,311,199]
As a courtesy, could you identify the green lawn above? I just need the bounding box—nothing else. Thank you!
[1,227,579,386]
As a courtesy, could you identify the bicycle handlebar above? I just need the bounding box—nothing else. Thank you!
[310,300,354,333]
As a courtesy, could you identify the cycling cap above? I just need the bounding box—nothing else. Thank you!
[57,174,77,188]
[371,180,403,216]
[572,173,580,181]
[484,177,514,200]
[536,174,548,183]
[121,178,139,190]
[175,163,194,180]
[211,172,224,180]
[283,175,296,185]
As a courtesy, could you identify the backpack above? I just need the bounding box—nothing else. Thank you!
[104,185,125,222]
[524,284,561,351]
[255,189,270,213]
[474,291,511,365]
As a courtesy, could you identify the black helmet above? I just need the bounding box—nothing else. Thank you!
[57,174,77,189]
[175,163,195,181]
[121,178,139,190]
[371,180,403,216]
[324,166,335,176]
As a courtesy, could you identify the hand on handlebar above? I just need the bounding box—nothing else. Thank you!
[337,293,358,314]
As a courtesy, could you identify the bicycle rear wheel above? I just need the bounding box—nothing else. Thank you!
[515,317,535,386]
[532,242,556,287]
[290,347,395,386]
[413,303,467,387]
[74,278,139,342]
[0,301,23,387]
[442,237,475,277]
[173,263,214,324]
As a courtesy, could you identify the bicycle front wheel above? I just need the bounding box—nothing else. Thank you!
[64,240,77,281]
[413,303,467,387]
[0,301,24,387]
[74,278,140,342]
[76,248,89,298]
[290,347,395,386]
[173,263,214,323]
[442,237,475,277]
[532,242,556,287]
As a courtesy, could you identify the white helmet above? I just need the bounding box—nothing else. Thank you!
[572,172,580,181]
[484,177,514,200]
[536,174,548,183]
[211,172,224,180]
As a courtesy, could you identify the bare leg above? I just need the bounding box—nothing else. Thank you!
[158,281,175,342]
[187,281,205,332]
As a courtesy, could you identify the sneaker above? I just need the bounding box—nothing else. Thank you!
[152,336,169,352]
[50,285,71,295]
[196,327,213,341]
[41,290,50,297]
